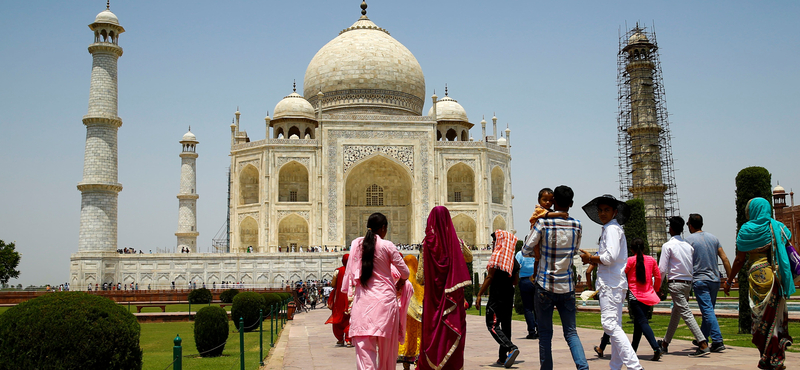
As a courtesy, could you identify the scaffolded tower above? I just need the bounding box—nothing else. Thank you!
[617,24,679,254]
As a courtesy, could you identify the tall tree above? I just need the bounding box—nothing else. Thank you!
[0,240,21,286]
[734,166,772,333]
[624,198,649,255]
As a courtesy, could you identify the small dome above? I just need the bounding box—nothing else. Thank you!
[181,130,197,142]
[497,136,508,147]
[428,96,468,122]
[628,31,649,45]
[94,9,120,26]
[273,92,316,120]
[289,134,300,140]
[774,184,786,194]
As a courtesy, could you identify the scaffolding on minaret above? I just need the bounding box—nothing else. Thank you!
[616,24,679,255]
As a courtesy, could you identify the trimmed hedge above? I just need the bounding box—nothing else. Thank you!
[193,306,229,357]
[262,293,282,312]
[0,292,142,370]
[188,287,213,304]
[231,292,265,332]
[220,288,240,303]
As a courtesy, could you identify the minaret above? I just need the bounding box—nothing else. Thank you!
[176,129,200,252]
[77,5,124,252]
[617,24,679,252]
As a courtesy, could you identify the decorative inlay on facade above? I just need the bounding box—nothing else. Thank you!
[327,130,430,240]
[323,114,433,123]
[445,158,477,170]
[276,156,310,168]
[238,212,258,223]
[492,210,507,221]
[436,141,486,148]
[232,139,319,151]
[237,159,260,172]
[277,210,310,221]
[452,210,478,220]
[343,145,414,173]
[307,89,424,115]
[489,160,506,171]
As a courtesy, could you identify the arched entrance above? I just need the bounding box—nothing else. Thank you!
[452,214,476,247]
[447,163,475,202]
[278,161,309,202]
[240,165,259,205]
[492,216,506,232]
[345,155,413,245]
[491,166,504,204]
[239,216,258,252]
[278,214,309,251]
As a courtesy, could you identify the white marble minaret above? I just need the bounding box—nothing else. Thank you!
[77,6,124,252]
[176,129,199,252]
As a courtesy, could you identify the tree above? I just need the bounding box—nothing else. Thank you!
[734,166,772,334]
[0,240,21,286]
[623,198,649,255]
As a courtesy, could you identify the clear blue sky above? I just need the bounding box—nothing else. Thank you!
[1,1,798,286]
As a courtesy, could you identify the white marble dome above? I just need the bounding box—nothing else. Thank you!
[497,136,508,147]
[774,184,786,194]
[182,130,197,142]
[94,9,120,26]
[273,92,316,120]
[303,16,426,115]
[428,96,468,122]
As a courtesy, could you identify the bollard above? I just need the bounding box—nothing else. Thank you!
[173,334,182,370]
[259,308,264,366]
[271,305,275,347]
[239,317,245,370]
[188,301,191,319]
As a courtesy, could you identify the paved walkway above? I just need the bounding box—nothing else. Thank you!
[265,307,799,370]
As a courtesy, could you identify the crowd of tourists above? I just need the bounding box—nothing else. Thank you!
[321,186,794,370]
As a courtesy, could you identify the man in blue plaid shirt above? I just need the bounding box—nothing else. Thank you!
[522,185,588,370]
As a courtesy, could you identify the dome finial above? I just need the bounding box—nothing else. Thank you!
[445,84,448,97]
[188,125,191,132]
[107,0,110,10]
[293,79,296,93]
[361,1,368,16]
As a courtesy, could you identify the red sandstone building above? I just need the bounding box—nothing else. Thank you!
[773,185,799,248]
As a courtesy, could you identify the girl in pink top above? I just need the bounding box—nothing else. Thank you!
[625,237,663,361]
[342,212,410,370]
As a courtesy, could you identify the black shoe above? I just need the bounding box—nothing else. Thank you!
[657,340,668,354]
[651,348,663,361]
[526,333,539,339]
[692,339,699,346]
[710,342,726,352]
[594,345,604,358]
[688,346,710,357]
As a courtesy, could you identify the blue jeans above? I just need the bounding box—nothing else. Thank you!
[534,285,588,370]
[629,299,659,352]
[693,280,722,343]
[519,277,538,335]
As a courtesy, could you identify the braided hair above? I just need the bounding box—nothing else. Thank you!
[630,237,646,283]
[359,212,388,288]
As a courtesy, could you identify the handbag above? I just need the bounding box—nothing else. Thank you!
[772,224,800,280]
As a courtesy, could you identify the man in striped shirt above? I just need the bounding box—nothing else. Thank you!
[522,185,588,370]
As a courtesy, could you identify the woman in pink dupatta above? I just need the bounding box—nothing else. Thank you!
[419,206,472,370]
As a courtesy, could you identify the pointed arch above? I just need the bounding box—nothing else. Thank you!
[288,126,301,138]
[461,130,468,141]
[278,161,309,202]
[492,215,506,232]
[447,163,474,202]
[491,166,504,204]
[278,214,309,250]
[239,165,259,204]
[452,214,476,247]
[239,216,258,253]
[446,128,457,141]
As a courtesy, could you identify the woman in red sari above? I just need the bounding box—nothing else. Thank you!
[419,206,472,370]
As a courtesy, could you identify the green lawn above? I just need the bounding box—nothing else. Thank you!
[468,307,800,352]
[139,319,283,370]
[117,303,233,314]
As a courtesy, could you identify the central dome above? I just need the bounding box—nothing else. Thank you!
[303,16,426,116]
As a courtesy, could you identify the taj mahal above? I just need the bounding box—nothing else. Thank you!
[69,2,514,289]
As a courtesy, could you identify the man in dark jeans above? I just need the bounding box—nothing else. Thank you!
[524,185,589,370]
[476,231,521,368]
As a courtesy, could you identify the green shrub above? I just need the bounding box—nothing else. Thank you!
[193,306,229,357]
[188,287,213,304]
[220,288,240,303]
[231,292,265,332]
[262,293,282,312]
[0,292,142,370]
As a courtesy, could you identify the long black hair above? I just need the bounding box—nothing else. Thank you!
[630,237,646,283]
[360,212,388,288]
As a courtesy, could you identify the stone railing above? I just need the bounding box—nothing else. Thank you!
[435,140,510,153]
[232,138,320,150]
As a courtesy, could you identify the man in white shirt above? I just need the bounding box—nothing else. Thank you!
[657,216,710,357]
[580,194,641,370]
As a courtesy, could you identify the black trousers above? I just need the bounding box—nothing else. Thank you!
[485,302,517,361]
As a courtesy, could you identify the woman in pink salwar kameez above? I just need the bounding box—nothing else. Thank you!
[342,212,410,370]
